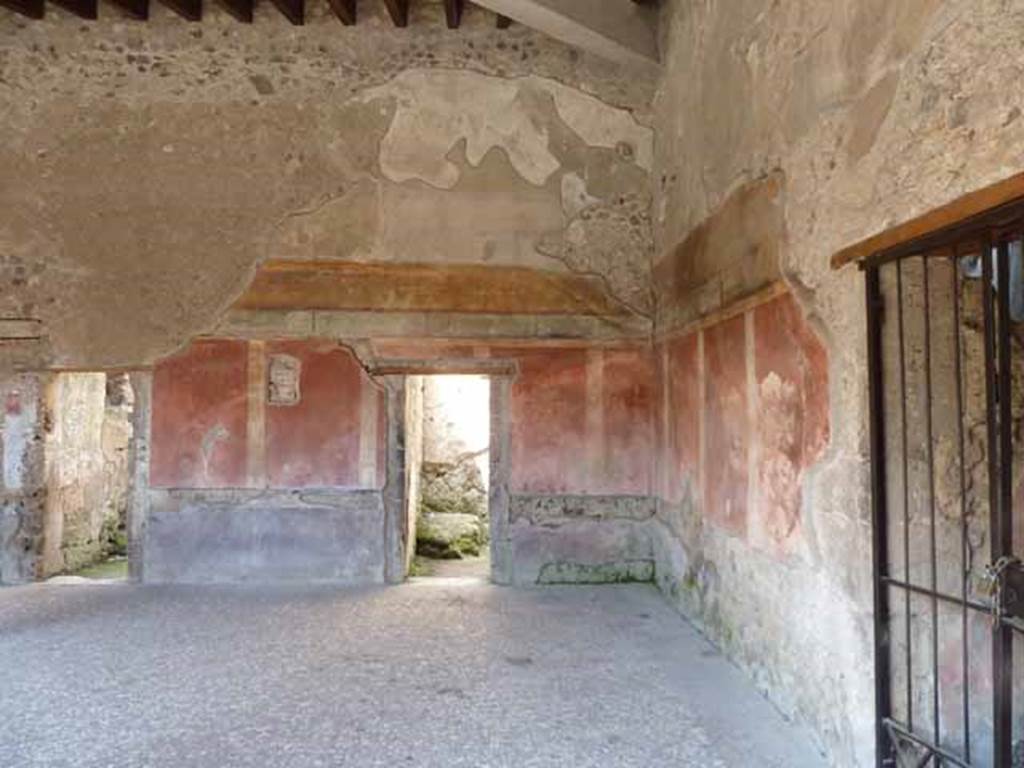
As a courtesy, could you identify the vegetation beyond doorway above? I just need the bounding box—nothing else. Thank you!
[406,375,490,578]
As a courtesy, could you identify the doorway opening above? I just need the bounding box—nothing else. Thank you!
[405,374,491,580]
[41,372,135,583]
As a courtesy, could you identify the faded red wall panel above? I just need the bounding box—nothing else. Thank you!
[664,333,701,505]
[703,315,749,538]
[151,339,249,489]
[753,294,829,552]
[265,341,370,488]
[509,348,588,494]
[597,348,654,495]
[653,344,670,500]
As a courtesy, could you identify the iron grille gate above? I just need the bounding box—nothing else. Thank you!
[866,199,1024,768]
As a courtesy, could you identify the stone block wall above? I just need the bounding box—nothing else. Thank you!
[41,372,134,576]
[1,372,134,582]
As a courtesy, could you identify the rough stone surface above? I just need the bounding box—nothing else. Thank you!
[647,1,1024,765]
[40,373,133,576]
[0,580,822,768]
[0,7,655,372]
[420,461,487,518]
[143,490,386,584]
[416,512,484,559]
[419,375,490,525]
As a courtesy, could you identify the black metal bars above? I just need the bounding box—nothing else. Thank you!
[865,199,1024,768]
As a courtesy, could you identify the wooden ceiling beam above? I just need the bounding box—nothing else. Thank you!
[471,0,660,67]
[216,0,251,22]
[270,0,302,24]
[0,0,43,18]
[51,0,97,18]
[832,171,1024,269]
[381,0,406,26]
[327,0,354,24]
[443,0,461,28]
[157,0,200,20]
[107,0,148,19]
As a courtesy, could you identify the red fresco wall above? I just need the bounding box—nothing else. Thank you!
[703,315,750,538]
[151,340,382,490]
[660,333,701,505]
[369,340,657,497]
[753,295,829,552]
[657,292,830,556]
[595,349,654,495]
[266,340,376,488]
[152,338,655,497]
[509,348,589,494]
[507,346,654,496]
[151,339,249,488]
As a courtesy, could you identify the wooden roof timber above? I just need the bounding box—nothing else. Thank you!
[832,171,1024,270]
[0,0,512,26]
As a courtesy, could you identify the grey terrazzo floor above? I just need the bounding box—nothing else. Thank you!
[0,578,824,768]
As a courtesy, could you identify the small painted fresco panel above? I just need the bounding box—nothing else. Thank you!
[265,341,368,489]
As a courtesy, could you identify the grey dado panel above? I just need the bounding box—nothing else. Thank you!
[144,490,386,584]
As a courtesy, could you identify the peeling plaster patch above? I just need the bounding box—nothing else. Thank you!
[273,146,565,270]
[560,172,600,217]
[0,18,656,370]
[359,69,653,189]
[544,79,653,172]
[537,192,655,316]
